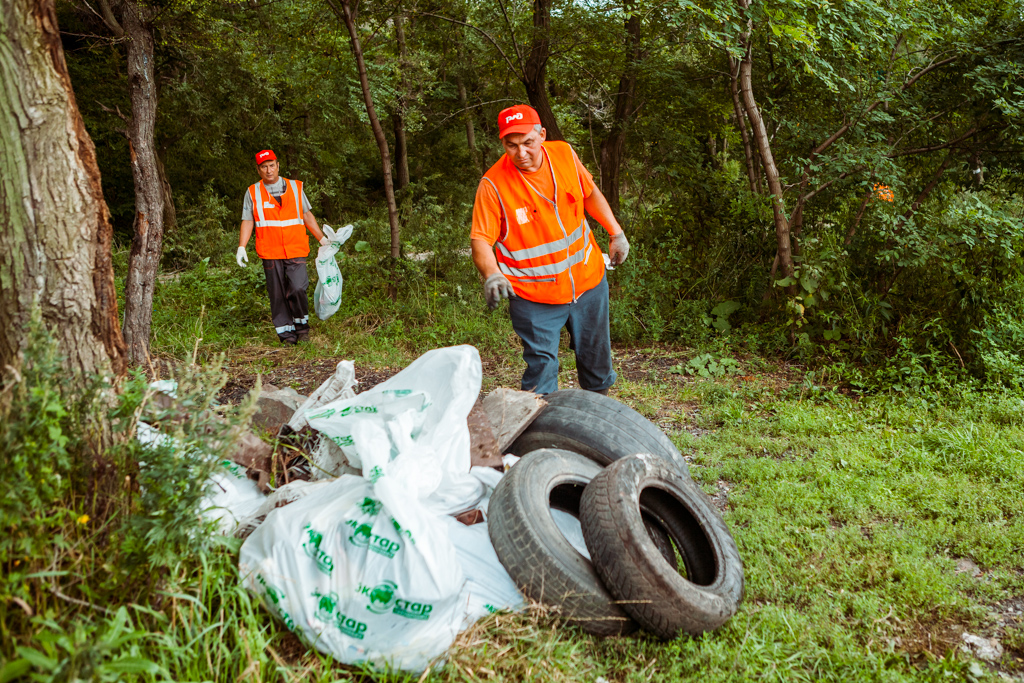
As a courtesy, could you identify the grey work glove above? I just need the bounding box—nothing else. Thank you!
[484,272,516,310]
[608,232,630,267]
[235,246,249,268]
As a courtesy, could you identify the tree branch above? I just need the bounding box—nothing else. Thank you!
[96,0,124,37]
[416,12,521,78]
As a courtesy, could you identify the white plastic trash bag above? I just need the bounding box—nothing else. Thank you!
[136,423,266,535]
[305,346,486,515]
[313,223,353,321]
[239,457,466,671]
[239,346,497,672]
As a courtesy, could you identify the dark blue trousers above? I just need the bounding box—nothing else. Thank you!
[508,274,617,395]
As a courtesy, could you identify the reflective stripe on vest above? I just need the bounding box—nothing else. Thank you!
[249,179,309,260]
[482,142,605,304]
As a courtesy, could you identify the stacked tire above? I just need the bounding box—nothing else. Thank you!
[488,390,744,639]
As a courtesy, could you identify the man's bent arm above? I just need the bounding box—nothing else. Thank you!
[303,210,326,243]
[583,186,624,236]
[239,220,254,248]
[471,238,500,279]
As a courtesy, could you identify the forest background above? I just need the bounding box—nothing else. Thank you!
[2,0,1024,680]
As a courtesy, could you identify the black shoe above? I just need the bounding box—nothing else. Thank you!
[296,328,310,342]
[279,335,298,346]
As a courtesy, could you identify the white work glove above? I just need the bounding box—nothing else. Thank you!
[484,272,516,310]
[319,235,330,247]
[608,232,630,267]
[235,246,248,268]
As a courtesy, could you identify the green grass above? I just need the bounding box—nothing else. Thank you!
[7,261,1024,681]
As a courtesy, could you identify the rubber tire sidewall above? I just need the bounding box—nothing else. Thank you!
[580,453,744,639]
[487,448,638,636]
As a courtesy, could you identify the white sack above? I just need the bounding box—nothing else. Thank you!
[313,224,353,321]
[305,346,486,515]
[239,457,465,671]
[241,346,493,672]
[136,423,266,535]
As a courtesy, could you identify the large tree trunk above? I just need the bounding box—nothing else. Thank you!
[120,2,164,365]
[735,9,794,287]
[522,0,563,140]
[327,0,401,299]
[0,0,126,377]
[599,2,642,218]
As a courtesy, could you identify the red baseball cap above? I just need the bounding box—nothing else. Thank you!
[255,149,277,165]
[498,105,542,139]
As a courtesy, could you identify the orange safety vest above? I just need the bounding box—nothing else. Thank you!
[481,142,605,305]
[248,179,309,260]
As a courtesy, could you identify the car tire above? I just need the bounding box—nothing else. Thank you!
[580,453,744,639]
[509,389,690,477]
[488,448,677,636]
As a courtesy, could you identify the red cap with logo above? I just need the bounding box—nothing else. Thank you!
[497,105,542,139]
[255,149,277,165]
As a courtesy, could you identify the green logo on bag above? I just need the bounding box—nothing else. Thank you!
[302,524,334,574]
[308,408,335,420]
[345,520,401,558]
[391,517,415,545]
[367,466,385,483]
[361,581,398,614]
[312,589,367,640]
[220,459,246,479]
[331,435,355,448]
[357,582,434,621]
[360,497,383,516]
[382,389,412,397]
[338,405,378,417]
[257,574,295,630]
[393,598,433,621]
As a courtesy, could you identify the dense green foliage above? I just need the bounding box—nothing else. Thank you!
[56,0,1023,388]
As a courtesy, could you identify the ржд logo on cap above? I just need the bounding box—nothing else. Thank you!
[505,112,524,124]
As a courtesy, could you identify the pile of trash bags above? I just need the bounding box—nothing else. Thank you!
[142,345,744,674]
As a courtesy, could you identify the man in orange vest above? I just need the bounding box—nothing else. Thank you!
[236,149,329,345]
[471,105,630,395]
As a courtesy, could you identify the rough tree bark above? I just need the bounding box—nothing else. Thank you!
[735,2,794,287]
[0,0,126,376]
[327,0,401,299]
[599,1,642,217]
[94,0,165,365]
[728,54,760,193]
[522,0,563,140]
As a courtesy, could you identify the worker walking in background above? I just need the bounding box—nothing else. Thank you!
[236,149,329,345]
[470,105,630,395]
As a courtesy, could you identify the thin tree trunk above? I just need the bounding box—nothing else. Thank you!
[728,54,760,193]
[845,187,873,246]
[327,0,401,299]
[392,13,409,191]
[523,0,563,140]
[735,8,794,288]
[599,1,641,218]
[456,74,479,171]
[120,2,164,365]
[392,111,409,191]
[156,148,176,232]
[0,0,126,376]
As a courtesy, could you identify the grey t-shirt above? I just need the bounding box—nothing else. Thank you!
[241,178,312,221]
